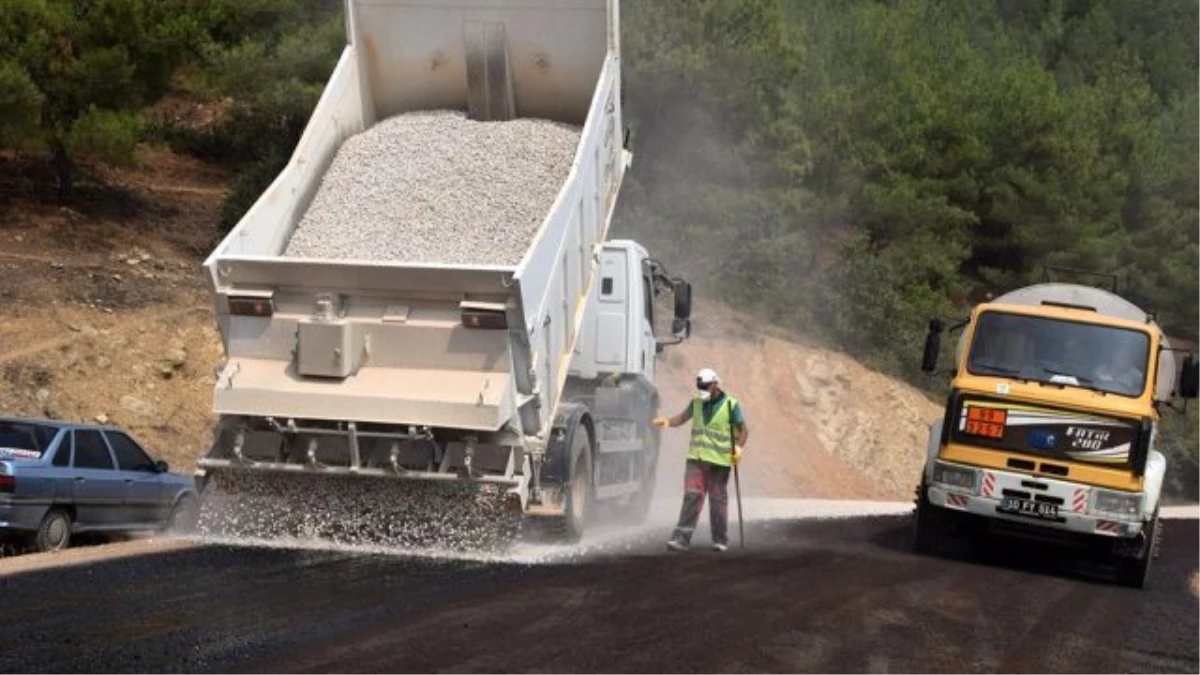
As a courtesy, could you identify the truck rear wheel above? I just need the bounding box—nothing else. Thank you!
[1116,510,1160,589]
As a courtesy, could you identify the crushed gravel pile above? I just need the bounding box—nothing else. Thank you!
[283,110,582,265]
[196,472,522,553]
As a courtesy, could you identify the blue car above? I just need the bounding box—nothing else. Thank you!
[0,417,199,552]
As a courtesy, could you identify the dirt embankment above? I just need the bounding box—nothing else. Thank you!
[0,148,225,472]
[655,305,941,502]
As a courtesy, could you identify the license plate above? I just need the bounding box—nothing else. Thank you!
[1000,497,1059,519]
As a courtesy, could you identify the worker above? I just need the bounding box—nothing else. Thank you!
[652,367,749,553]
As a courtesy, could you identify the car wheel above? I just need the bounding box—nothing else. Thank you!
[167,495,200,535]
[34,509,71,553]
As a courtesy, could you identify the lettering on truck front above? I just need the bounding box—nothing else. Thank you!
[1066,426,1111,450]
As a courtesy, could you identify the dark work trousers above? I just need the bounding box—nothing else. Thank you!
[671,459,731,546]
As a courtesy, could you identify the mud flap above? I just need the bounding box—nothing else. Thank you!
[524,404,593,540]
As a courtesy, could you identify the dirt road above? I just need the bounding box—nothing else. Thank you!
[1,514,1195,673]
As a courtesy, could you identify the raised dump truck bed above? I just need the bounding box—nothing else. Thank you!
[204,0,628,438]
[198,0,690,543]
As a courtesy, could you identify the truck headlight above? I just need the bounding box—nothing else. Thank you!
[933,462,978,492]
[1093,489,1141,518]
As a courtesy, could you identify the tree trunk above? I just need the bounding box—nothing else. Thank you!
[53,141,73,204]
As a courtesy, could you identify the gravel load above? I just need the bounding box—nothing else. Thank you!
[283,110,582,265]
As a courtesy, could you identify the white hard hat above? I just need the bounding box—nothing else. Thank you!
[696,368,720,385]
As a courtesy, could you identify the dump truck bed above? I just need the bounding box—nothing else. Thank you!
[203,0,628,441]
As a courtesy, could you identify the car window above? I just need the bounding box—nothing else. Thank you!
[105,432,156,472]
[73,430,115,471]
[52,433,72,467]
[0,420,60,460]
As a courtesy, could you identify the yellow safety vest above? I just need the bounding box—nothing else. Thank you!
[688,396,738,467]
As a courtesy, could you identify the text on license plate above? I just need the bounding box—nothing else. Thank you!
[1000,497,1058,519]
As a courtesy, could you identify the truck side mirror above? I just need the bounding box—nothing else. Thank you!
[672,317,691,340]
[921,317,944,374]
[673,280,692,320]
[1180,354,1199,399]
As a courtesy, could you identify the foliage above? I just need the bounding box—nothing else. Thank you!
[0,0,213,200]
[617,0,1198,469]
[618,0,1198,366]
[170,1,344,230]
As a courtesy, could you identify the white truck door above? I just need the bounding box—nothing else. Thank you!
[594,249,629,369]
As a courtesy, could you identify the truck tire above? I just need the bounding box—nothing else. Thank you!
[1116,509,1160,589]
[914,486,945,556]
[563,421,594,541]
[34,509,71,553]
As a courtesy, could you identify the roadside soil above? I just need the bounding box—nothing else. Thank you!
[0,147,226,473]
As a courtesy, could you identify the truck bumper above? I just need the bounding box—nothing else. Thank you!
[926,469,1144,541]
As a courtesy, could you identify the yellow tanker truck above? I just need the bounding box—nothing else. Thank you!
[916,279,1198,588]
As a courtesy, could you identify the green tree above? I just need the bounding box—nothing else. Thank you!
[0,0,211,201]
[191,8,344,229]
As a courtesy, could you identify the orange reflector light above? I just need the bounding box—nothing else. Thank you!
[228,296,274,317]
[462,310,507,329]
[460,300,509,329]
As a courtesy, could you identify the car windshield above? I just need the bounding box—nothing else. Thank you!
[967,312,1150,397]
[0,421,60,460]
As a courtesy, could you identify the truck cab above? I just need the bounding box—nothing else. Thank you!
[916,282,1199,587]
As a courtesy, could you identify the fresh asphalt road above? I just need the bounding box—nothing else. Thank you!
[0,512,1196,673]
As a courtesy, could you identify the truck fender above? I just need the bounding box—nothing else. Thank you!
[1142,450,1167,516]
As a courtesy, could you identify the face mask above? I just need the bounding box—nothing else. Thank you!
[698,389,712,401]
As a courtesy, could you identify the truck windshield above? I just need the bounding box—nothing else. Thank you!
[967,311,1150,397]
[0,421,60,459]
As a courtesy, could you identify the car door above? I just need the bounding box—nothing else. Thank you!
[48,429,75,506]
[70,429,123,527]
[104,430,166,526]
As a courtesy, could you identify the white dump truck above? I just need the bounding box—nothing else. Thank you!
[196,0,692,542]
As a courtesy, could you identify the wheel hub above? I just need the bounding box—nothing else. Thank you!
[47,518,67,547]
